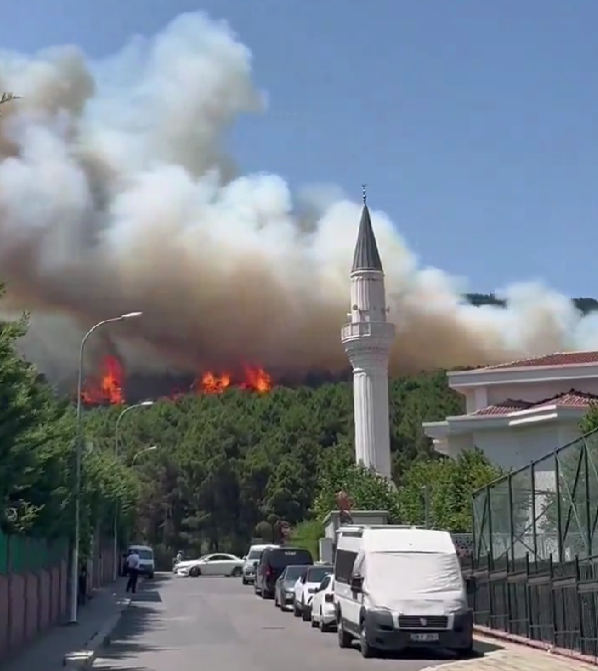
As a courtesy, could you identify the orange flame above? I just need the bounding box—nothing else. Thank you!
[80,356,273,405]
[195,366,272,395]
[81,355,125,405]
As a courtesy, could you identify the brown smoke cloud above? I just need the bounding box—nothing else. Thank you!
[0,12,596,387]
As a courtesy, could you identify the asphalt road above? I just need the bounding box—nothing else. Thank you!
[92,573,502,671]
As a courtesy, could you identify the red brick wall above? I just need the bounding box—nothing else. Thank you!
[0,542,115,664]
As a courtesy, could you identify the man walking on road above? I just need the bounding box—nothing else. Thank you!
[125,548,140,593]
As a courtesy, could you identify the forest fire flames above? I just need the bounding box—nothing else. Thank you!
[81,355,125,405]
[80,356,273,405]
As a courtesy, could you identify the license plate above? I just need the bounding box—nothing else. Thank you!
[410,633,439,642]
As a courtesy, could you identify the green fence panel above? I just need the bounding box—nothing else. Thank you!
[0,530,67,574]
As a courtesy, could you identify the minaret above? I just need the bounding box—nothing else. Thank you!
[341,187,396,478]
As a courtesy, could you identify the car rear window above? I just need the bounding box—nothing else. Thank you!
[266,548,313,568]
[284,565,309,581]
[306,566,332,583]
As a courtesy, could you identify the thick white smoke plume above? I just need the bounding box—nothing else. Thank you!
[0,12,597,387]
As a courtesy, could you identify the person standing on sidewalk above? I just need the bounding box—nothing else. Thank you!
[125,548,140,593]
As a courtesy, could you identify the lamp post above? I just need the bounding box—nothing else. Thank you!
[131,445,158,466]
[69,311,142,625]
[113,401,154,581]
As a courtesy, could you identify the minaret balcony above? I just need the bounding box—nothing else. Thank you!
[341,321,395,343]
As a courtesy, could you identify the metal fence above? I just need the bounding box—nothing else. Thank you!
[463,428,598,657]
[0,530,69,662]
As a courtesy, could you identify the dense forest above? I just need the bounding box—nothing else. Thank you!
[2,290,597,562]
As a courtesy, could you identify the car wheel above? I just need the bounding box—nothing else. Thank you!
[302,605,310,622]
[293,602,301,617]
[311,612,318,628]
[337,616,352,648]
[242,577,248,585]
[189,566,201,578]
[231,566,242,577]
[359,621,376,658]
[148,573,154,580]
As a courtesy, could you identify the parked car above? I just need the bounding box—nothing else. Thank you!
[293,564,332,621]
[242,544,279,585]
[175,553,244,577]
[127,544,155,579]
[255,546,313,599]
[274,565,309,610]
[310,574,336,631]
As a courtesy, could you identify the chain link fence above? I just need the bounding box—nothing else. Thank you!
[464,428,598,657]
[473,428,598,563]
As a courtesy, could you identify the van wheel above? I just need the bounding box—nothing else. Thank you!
[293,603,301,617]
[337,617,352,648]
[455,642,475,659]
[148,573,154,580]
[359,622,376,658]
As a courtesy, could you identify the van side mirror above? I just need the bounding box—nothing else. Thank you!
[466,576,477,595]
[350,574,363,593]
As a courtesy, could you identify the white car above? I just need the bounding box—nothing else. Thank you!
[293,564,333,621]
[242,544,279,585]
[310,574,336,632]
[176,553,244,578]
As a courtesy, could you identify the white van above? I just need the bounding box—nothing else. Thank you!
[128,544,155,579]
[333,525,474,659]
[241,543,279,585]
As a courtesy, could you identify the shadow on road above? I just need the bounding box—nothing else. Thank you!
[94,573,170,671]
[326,629,504,661]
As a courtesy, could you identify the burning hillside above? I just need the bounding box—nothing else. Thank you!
[80,355,273,405]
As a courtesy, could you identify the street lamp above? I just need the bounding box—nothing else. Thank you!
[69,311,142,625]
[112,401,154,581]
[131,445,158,466]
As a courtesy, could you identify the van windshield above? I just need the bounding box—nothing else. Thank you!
[366,551,464,608]
[136,549,153,560]
[247,549,263,560]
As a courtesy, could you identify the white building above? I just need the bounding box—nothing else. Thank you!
[423,351,598,471]
[341,195,395,478]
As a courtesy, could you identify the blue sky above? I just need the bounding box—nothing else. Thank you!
[2,0,597,297]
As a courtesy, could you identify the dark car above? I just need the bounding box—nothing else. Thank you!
[255,547,313,599]
[274,564,309,610]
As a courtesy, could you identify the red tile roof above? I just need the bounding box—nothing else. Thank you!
[471,390,598,417]
[483,351,598,370]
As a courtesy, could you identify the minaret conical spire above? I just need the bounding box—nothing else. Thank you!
[351,184,383,272]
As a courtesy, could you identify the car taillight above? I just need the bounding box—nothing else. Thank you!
[324,594,334,603]
[265,566,272,577]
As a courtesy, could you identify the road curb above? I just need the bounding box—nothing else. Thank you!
[63,597,131,669]
[473,625,598,666]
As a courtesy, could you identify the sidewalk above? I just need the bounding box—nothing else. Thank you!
[0,582,128,671]
[423,636,598,670]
